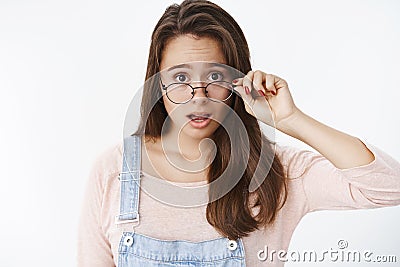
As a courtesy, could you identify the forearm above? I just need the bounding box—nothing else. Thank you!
[276,108,375,169]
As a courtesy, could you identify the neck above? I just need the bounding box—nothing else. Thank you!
[154,118,217,176]
[161,126,212,161]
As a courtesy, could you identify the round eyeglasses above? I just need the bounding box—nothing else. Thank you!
[160,80,234,104]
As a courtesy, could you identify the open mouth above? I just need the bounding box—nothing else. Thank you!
[186,113,211,121]
[186,113,212,128]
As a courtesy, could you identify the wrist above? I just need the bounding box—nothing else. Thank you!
[275,107,308,138]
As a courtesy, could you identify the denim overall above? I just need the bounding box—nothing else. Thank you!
[115,134,246,266]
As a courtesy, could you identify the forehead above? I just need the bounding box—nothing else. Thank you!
[163,62,231,74]
[159,61,237,83]
[160,35,226,72]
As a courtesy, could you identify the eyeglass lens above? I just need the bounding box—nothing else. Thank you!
[166,82,233,103]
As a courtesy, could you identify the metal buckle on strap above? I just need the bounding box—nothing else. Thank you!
[114,213,140,225]
[117,171,142,181]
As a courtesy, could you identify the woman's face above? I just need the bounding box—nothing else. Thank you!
[159,34,233,140]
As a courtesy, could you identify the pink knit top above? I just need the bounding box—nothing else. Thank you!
[77,140,400,266]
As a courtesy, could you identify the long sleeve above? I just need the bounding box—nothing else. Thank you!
[282,140,400,213]
[77,153,115,267]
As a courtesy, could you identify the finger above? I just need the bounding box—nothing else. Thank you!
[265,74,277,95]
[243,70,254,96]
[233,84,254,106]
[253,70,266,97]
[232,77,244,86]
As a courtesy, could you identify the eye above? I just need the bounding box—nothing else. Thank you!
[175,73,189,83]
[208,72,223,81]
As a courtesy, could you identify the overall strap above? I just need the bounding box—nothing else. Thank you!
[115,134,141,224]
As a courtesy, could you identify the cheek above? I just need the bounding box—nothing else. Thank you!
[213,103,232,124]
[162,98,189,125]
[163,101,179,119]
[162,93,172,112]
[162,92,179,115]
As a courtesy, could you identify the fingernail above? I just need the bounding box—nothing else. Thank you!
[245,86,250,94]
[258,90,266,96]
[232,79,238,84]
[271,91,276,95]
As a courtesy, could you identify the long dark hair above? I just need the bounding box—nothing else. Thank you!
[135,0,288,240]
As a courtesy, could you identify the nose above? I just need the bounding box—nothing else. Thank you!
[191,82,209,104]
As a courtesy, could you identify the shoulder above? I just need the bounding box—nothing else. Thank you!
[274,143,322,179]
[90,140,123,179]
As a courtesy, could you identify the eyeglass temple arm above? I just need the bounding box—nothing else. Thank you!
[159,76,167,90]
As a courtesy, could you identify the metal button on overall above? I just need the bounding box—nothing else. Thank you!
[227,240,238,251]
[123,235,133,247]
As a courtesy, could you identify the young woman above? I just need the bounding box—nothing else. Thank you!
[77,1,400,266]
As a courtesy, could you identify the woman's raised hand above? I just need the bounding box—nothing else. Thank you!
[232,70,300,130]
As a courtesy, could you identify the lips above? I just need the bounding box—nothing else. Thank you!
[186,113,211,121]
[186,112,212,129]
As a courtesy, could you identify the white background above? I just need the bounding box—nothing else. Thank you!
[0,0,399,266]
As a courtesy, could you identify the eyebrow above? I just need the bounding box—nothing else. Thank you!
[166,62,227,72]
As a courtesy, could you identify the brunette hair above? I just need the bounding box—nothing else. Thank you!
[135,0,288,240]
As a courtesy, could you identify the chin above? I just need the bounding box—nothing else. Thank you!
[181,120,220,140]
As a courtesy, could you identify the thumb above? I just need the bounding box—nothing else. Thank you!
[233,85,256,116]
